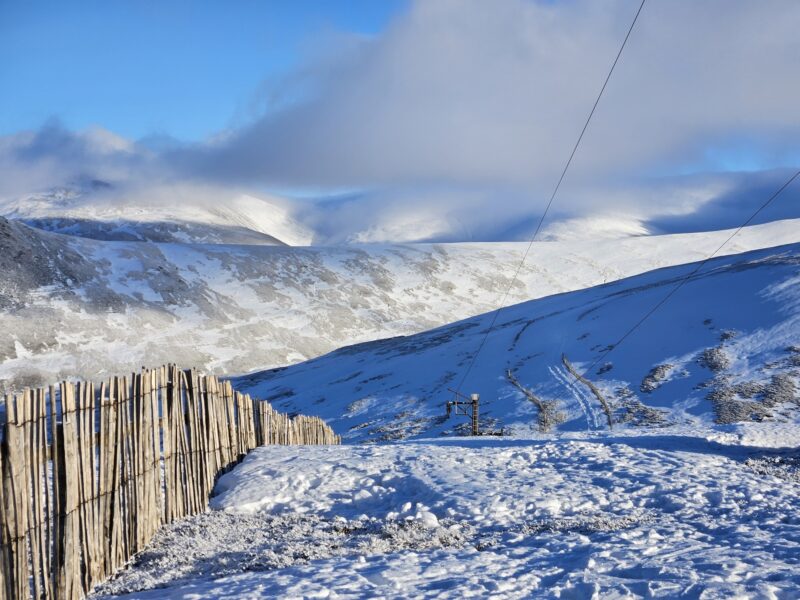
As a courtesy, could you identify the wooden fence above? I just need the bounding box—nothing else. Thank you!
[0,365,340,600]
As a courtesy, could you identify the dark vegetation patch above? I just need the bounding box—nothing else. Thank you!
[332,371,363,384]
[731,381,766,399]
[450,415,503,437]
[264,388,295,402]
[348,420,376,432]
[613,387,670,427]
[345,397,374,416]
[708,386,772,424]
[519,512,656,536]
[707,371,798,424]
[762,373,798,407]
[698,346,731,372]
[640,364,674,393]
[359,373,391,384]
[745,455,800,483]
[596,362,613,375]
[510,318,538,348]
[369,409,433,442]
[90,511,473,598]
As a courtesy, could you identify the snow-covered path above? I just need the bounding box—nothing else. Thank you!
[95,429,800,599]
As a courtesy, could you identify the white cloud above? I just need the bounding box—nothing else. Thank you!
[2,0,799,243]
[185,0,800,192]
[0,122,154,198]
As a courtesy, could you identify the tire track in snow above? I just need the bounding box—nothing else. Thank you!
[549,364,600,430]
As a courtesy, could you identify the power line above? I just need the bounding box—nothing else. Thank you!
[562,167,800,387]
[454,0,648,394]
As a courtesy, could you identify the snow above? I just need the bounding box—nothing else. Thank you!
[232,241,800,442]
[4,194,800,597]
[539,214,654,240]
[0,184,314,246]
[94,433,800,599]
[3,217,800,394]
[88,240,800,599]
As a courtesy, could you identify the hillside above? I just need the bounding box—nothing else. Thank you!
[233,242,800,442]
[88,237,800,600]
[0,183,313,246]
[1,217,799,393]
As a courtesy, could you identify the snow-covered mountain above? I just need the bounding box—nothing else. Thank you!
[1,215,799,395]
[0,182,313,246]
[87,238,800,600]
[233,242,800,442]
[6,198,796,600]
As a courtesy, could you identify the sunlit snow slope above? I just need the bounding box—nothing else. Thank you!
[234,243,800,442]
[1,183,313,245]
[1,216,799,394]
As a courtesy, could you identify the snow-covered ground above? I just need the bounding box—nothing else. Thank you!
[2,216,799,393]
[234,241,800,442]
[94,430,800,599]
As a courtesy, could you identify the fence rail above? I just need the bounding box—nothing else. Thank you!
[0,365,340,600]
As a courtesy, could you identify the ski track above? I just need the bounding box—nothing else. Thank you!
[549,364,598,431]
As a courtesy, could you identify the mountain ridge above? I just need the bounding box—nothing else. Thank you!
[1,216,799,396]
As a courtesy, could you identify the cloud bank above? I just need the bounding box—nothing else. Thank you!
[2,0,799,242]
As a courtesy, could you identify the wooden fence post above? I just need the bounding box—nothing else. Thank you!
[0,430,8,600]
[0,365,339,600]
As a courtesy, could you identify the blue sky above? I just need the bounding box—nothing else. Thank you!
[0,0,407,140]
